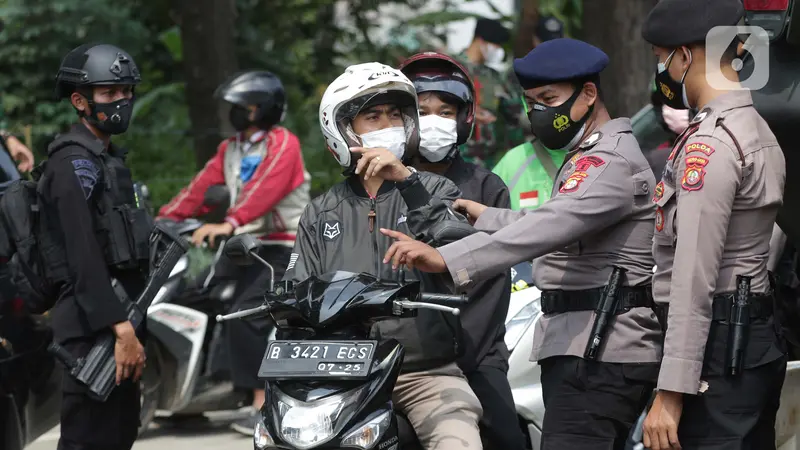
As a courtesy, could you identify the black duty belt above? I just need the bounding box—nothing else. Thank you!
[711,292,774,321]
[541,286,653,315]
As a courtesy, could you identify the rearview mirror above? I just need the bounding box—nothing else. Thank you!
[428,221,477,247]
[223,234,261,266]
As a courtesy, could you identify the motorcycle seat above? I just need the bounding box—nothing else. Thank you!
[396,412,423,450]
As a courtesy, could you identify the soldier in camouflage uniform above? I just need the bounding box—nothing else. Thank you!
[457,18,526,169]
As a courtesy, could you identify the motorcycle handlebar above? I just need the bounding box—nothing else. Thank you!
[216,304,269,322]
[417,293,468,307]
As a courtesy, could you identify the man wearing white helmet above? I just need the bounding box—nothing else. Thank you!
[284,62,484,450]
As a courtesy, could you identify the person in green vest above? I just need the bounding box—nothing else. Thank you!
[491,14,570,210]
[492,138,567,210]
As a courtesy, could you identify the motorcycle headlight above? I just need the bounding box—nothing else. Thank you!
[340,410,392,449]
[274,386,365,449]
[504,298,542,351]
[254,418,276,449]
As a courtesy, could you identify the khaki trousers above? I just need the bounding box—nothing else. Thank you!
[393,362,484,450]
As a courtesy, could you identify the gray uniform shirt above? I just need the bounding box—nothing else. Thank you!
[438,118,663,363]
[652,90,786,394]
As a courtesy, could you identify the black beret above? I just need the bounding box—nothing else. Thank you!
[475,18,511,45]
[513,38,609,90]
[642,0,744,48]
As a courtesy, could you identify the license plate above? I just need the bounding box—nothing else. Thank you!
[258,340,376,380]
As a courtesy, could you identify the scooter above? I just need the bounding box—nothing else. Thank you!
[139,186,255,431]
[216,233,469,450]
[504,261,544,450]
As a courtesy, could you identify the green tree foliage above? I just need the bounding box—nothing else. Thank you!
[0,0,583,209]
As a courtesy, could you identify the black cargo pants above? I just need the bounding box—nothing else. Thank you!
[57,337,140,450]
[539,356,658,450]
[675,313,786,450]
[225,244,292,390]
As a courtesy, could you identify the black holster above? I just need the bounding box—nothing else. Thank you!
[584,266,627,360]
[726,275,752,376]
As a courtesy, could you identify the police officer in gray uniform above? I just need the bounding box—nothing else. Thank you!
[641,1,787,449]
[381,38,663,450]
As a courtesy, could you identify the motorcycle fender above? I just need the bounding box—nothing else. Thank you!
[146,304,208,412]
[507,305,544,430]
[776,360,800,449]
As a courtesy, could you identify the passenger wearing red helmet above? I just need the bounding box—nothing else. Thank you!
[399,52,526,450]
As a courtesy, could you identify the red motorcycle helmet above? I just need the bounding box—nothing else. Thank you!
[398,52,476,148]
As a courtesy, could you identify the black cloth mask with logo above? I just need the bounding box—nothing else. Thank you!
[528,86,593,151]
[655,49,691,110]
[87,98,134,135]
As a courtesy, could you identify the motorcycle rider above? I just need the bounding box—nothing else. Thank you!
[381,39,663,449]
[641,0,787,448]
[398,52,526,450]
[48,43,150,450]
[157,70,310,434]
[285,62,484,450]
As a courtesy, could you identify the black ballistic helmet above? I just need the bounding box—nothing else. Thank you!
[55,43,141,99]
[215,71,287,129]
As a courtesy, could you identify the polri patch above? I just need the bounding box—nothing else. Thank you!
[653,181,665,202]
[655,207,665,232]
[71,158,101,199]
[559,155,606,194]
[681,156,709,191]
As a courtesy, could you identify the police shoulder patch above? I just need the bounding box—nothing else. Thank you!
[71,158,101,199]
[559,155,606,194]
[653,181,665,202]
[681,155,709,192]
[685,142,715,156]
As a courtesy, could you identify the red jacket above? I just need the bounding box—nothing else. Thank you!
[159,126,310,243]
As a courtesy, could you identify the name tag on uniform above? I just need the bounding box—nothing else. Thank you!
[519,190,540,209]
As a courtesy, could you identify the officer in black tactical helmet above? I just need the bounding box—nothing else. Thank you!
[48,43,152,450]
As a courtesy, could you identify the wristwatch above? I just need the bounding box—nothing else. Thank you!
[396,166,419,191]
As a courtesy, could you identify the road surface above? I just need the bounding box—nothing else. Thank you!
[27,412,254,450]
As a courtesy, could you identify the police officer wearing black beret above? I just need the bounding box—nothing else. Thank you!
[641,1,787,449]
[48,43,152,450]
[382,37,662,450]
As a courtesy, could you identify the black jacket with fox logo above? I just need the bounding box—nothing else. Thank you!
[284,172,467,373]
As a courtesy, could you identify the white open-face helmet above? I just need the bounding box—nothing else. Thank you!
[320,62,420,170]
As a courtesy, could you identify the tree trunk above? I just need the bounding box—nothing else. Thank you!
[580,0,656,118]
[173,0,239,168]
[513,0,539,57]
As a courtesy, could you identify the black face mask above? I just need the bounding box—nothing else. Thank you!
[655,49,691,110]
[87,98,134,135]
[527,86,592,151]
[229,105,252,132]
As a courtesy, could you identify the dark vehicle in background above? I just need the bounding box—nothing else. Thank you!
[0,139,62,450]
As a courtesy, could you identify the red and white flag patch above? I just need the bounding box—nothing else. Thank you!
[519,190,539,209]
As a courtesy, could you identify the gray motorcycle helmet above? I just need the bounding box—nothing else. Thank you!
[55,43,142,99]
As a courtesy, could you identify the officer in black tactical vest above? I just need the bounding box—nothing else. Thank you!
[47,43,152,450]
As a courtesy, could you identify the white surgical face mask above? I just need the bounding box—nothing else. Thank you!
[481,43,505,65]
[359,126,407,160]
[419,115,458,162]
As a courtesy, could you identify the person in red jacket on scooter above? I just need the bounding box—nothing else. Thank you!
[158,70,310,434]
